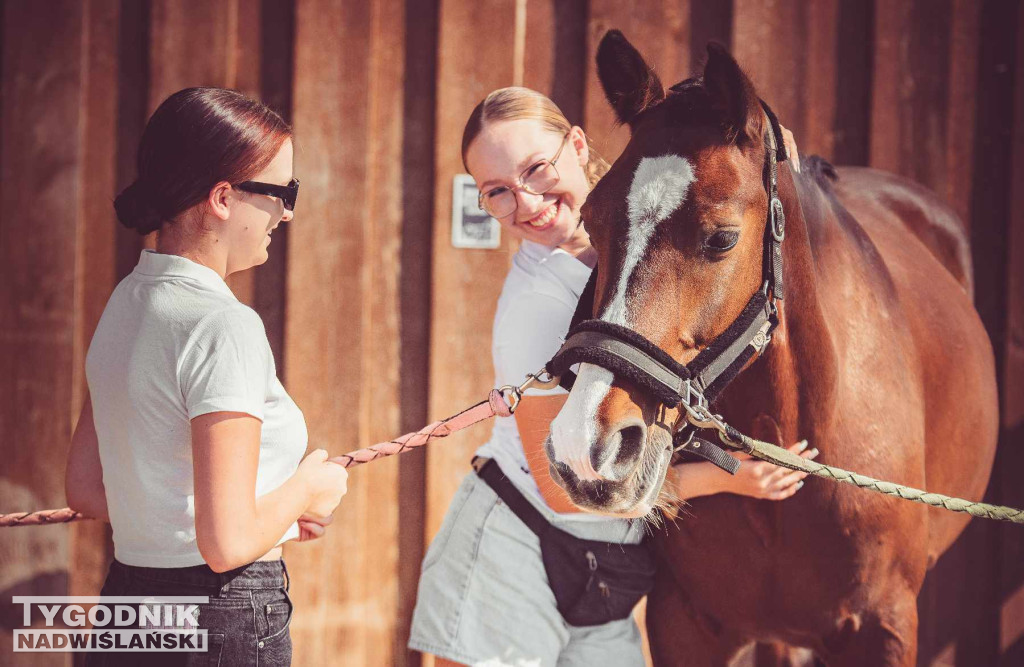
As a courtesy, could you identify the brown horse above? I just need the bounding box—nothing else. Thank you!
[544,31,999,665]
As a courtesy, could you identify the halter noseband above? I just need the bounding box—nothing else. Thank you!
[545,100,788,474]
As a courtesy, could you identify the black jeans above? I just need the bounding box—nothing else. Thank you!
[85,558,293,666]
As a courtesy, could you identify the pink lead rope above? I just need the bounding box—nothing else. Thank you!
[0,385,525,528]
[327,389,512,467]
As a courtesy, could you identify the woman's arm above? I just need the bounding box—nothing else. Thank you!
[671,441,818,501]
[64,395,110,521]
[191,412,348,573]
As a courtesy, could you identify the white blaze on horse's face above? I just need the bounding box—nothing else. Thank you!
[549,155,694,482]
[601,154,696,326]
[550,362,614,481]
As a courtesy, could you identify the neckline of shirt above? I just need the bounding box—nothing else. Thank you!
[519,240,592,287]
[133,250,235,298]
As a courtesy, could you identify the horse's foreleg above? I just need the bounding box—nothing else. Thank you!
[646,580,749,666]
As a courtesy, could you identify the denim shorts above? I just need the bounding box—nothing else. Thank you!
[85,558,293,666]
[409,471,646,667]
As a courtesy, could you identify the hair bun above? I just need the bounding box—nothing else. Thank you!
[114,181,163,235]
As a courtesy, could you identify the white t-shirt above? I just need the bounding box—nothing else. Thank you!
[475,240,609,522]
[85,250,307,567]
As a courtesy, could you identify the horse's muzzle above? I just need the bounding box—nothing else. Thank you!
[544,430,673,516]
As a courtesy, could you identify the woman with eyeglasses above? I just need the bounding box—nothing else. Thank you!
[65,87,348,666]
[409,87,814,667]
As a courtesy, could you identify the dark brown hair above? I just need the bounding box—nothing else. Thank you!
[115,87,292,235]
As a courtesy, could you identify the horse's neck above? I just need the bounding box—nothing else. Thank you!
[726,169,841,442]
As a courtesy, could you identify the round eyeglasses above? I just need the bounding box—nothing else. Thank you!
[478,133,570,219]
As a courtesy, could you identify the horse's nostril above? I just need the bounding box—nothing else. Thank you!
[614,425,645,467]
[590,420,647,481]
[551,458,574,480]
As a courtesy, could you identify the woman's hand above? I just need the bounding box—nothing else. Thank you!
[779,124,801,173]
[297,449,349,519]
[294,512,333,542]
[672,440,818,501]
[722,440,818,500]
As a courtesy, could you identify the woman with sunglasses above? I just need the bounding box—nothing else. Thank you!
[409,87,814,667]
[65,87,348,666]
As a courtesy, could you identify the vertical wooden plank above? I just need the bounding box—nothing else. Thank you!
[362,0,405,663]
[927,1,1021,664]
[68,0,121,602]
[870,0,955,195]
[113,0,150,282]
[148,0,240,107]
[584,0,691,161]
[252,0,296,370]
[0,1,86,661]
[397,1,439,664]
[733,0,845,160]
[831,0,873,166]
[289,0,403,664]
[523,0,587,125]
[733,0,811,144]
[289,2,368,661]
[998,5,1024,664]
[425,0,519,541]
[869,0,913,176]
[944,0,981,225]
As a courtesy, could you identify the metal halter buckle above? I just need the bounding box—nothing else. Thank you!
[770,197,786,242]
[683,379,708,410]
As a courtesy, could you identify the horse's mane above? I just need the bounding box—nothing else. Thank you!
[803,155,839,192]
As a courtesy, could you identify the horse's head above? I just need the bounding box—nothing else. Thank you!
[545,31,781,517]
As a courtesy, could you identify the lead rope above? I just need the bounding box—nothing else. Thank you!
[735,430,1024,523]
[1,388,515,528]
[681,403,1024,524]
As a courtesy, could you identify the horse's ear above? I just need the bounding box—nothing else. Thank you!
[703,42,764,144]
[596,30,665,128]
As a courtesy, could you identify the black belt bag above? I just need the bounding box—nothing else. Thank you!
[475,459,655,627]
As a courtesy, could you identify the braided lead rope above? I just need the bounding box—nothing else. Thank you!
[329,389,511,467]
[0,508,84,527]
[728,430,1024,524]
[1,389,513,528]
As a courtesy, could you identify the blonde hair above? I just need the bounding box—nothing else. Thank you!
[461,87,609,189]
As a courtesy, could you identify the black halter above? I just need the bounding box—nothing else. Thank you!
[545,100,788,473]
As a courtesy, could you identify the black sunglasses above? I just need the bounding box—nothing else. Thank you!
[235,178,300,211]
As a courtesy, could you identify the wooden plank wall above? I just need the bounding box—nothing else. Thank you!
[0,1,1021,665]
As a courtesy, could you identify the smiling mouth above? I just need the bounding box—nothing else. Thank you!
[523,201,559,229]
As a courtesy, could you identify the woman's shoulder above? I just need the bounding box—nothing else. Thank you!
[187,300,268,349]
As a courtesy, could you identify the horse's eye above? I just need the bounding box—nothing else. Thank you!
[705,230,739,252]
